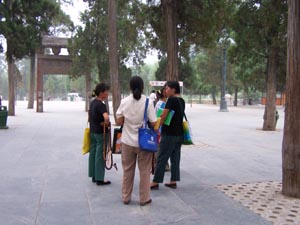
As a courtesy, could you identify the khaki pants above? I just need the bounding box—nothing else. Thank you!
[121,143,153,203]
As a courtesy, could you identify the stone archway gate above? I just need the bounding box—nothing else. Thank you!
[36,36,91,112]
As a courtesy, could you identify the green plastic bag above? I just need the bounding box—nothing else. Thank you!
[156,108,175,126]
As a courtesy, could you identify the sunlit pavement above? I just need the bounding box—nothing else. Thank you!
[0,100,295,225]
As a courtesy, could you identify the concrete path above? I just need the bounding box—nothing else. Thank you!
[0,101,285,225]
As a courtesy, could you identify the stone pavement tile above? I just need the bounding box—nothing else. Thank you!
[0,177,42,224]
[0,102,288,224]
[92,213,150,225]
[173,184,272,225]
[90,189,202,225]
[36,201,92,225]
[144,192,202,225]
[0,176,43,203]
[42,180,86,203]
[0,202,37,225]
[216,181,300,225]
[92,207,202,225]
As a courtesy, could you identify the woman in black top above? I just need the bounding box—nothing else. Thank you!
[88,83,111,185]
[151,81,185,189]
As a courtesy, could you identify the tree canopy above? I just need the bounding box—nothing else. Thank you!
[0,0,61,61]
[0,0,71,115]
[69,0,150,81]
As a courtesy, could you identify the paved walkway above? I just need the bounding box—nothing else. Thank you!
[0,101,288,225]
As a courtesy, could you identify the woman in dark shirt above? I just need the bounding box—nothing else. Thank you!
[151,81,185,189]
[88,83,111,185]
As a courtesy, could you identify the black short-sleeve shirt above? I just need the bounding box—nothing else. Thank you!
[161,97,185,136]
[89,99,108,133]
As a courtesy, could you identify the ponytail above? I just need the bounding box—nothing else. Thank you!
[133,88,142,100]
[130,76,144,100]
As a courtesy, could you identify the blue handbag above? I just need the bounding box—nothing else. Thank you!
[138,98,158,152]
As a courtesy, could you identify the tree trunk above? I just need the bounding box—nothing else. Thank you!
[7,59,15,116]
[108,0,121,122]
[262,47,278,131]
[162,0,179,81]
[242,84,248,105]
[282,0,300,198]
[211,88,216,105]
[234,86,238,106]
[27,54,35,109]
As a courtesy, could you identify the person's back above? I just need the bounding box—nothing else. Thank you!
[117,94,147,146]
[116,76,157,206]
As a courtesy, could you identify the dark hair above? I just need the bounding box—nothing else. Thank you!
[156,89,164,99]
[94,83,110,97]
[130,76,144,100]
[165,81,180,94]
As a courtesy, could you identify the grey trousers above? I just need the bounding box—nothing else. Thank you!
[153,135,182,183]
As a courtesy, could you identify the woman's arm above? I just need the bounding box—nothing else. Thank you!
[102,112,110,126]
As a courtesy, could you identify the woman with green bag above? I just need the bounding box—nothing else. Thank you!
[151,81,185,190]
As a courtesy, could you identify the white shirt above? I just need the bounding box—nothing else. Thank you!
[116,94,157,147]
[149,92,156,102]
[155,100,166,113]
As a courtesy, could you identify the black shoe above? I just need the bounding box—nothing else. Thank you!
[165,183,177,189]
[92,177,96,183]
[140,199,152,206]
[123,200,131,205]
[150,184,159,190]
[96,181,111,185]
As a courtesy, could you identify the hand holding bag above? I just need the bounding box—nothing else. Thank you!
[82,123,90,155]
[138,98,158,152]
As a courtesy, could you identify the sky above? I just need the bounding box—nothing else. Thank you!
[61,1,158,64]
[61,0,88,27]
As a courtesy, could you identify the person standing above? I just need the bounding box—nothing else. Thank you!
[149,90,157,106]
[88,83,111,186]
[155,88,166,112]
[151,81,185,190]
[116,76,157,206]
[154,87,170,171]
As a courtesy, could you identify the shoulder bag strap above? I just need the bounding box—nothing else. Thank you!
[176,97,187,121]
[103,123,107,160]
[142,98,149,128]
